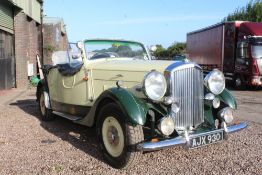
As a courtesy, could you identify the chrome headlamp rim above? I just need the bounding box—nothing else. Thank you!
[142,70,167,101]
[204,69,225,95]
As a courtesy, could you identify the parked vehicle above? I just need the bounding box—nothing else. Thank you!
[187,21,262,88]
[36,39,247,169]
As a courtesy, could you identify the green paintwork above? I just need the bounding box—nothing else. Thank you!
[203,105,216,128]
[37,80,46,91]
[201,88,237,129]
[147,103,168,117]
[75,87,150,127]
[106,87,149,125]
[36,79,49,101]
[85,40,143,46]
[217,88,237,110]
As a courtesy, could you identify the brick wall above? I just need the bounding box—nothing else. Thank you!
[14,11,42,89]
[43,22,68,65]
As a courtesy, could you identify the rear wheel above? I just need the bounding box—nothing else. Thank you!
[96,103,144,169]
[39,89,54,121]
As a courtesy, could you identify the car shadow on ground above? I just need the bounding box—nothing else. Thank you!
[9,99,108,166]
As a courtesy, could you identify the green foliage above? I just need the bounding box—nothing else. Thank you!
[153,43,186,60]
[167,42,186,57]
[43,44,56,52]
[224,0,262,22]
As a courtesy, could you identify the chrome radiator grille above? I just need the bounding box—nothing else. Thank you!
[171,66,204,130]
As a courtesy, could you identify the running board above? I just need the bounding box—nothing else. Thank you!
[52,111,83,121]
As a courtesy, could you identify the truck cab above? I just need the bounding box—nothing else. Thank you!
[235,22,262,87]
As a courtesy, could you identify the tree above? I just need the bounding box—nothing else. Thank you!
[153,43,186,60]
[224,0,262,22]
[167,42,186,57]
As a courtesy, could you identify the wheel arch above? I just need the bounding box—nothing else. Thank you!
[78,87,149,127]
[217,88,237,110]
[36,80,44,101]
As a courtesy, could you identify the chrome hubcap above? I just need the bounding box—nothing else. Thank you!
[102,117,124,157]
[107,126,119,146]
[236,78,241,87]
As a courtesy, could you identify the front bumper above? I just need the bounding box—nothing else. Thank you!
[137,122,247,151]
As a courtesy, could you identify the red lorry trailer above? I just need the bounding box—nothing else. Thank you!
[187,21,262,88]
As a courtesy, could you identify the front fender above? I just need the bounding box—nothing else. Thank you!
[36,79,48,101]
[77,87,149,127]
[105,88,149,125]
[218,88,237,110]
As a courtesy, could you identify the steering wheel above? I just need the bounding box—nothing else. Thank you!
[106,52,119,58]
[90,53,111,59]
[90,52,119,60]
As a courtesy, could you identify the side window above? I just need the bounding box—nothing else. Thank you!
[236,42,248,65]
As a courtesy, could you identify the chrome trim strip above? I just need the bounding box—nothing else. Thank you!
[44,91,51,109]
[225,122,247,134]
[137,136,187,151]
[165,62,202,72]
[137,122,247,151]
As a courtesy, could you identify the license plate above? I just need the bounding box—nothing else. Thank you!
[189,130,224,149]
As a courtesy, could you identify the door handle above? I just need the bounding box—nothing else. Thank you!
[116,74,123,77]
[62,75,76,89]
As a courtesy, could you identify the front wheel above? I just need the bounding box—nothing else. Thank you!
[96,103,144,169]
[233,75,245,90]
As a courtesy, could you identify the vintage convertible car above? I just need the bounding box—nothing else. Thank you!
[36,39,247,169]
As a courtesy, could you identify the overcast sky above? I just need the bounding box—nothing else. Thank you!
[44,0,249,47]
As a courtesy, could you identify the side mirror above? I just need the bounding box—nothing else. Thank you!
[237,42,248,58]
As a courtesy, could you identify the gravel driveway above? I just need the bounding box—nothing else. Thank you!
[0,90,261,175]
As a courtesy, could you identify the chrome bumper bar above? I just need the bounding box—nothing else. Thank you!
[137,122,247,152]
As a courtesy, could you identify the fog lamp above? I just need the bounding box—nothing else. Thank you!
[205,93,215,100]
[219,107,234,124]
[158,117,175,136]
[212,97,220,109]
[164,96,173,105]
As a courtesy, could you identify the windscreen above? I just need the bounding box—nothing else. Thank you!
[251,45,262,59]
[84,40,148,60]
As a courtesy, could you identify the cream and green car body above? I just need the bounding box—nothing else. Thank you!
[37,39,247,169]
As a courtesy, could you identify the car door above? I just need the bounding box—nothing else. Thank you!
[48,44,89,115]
